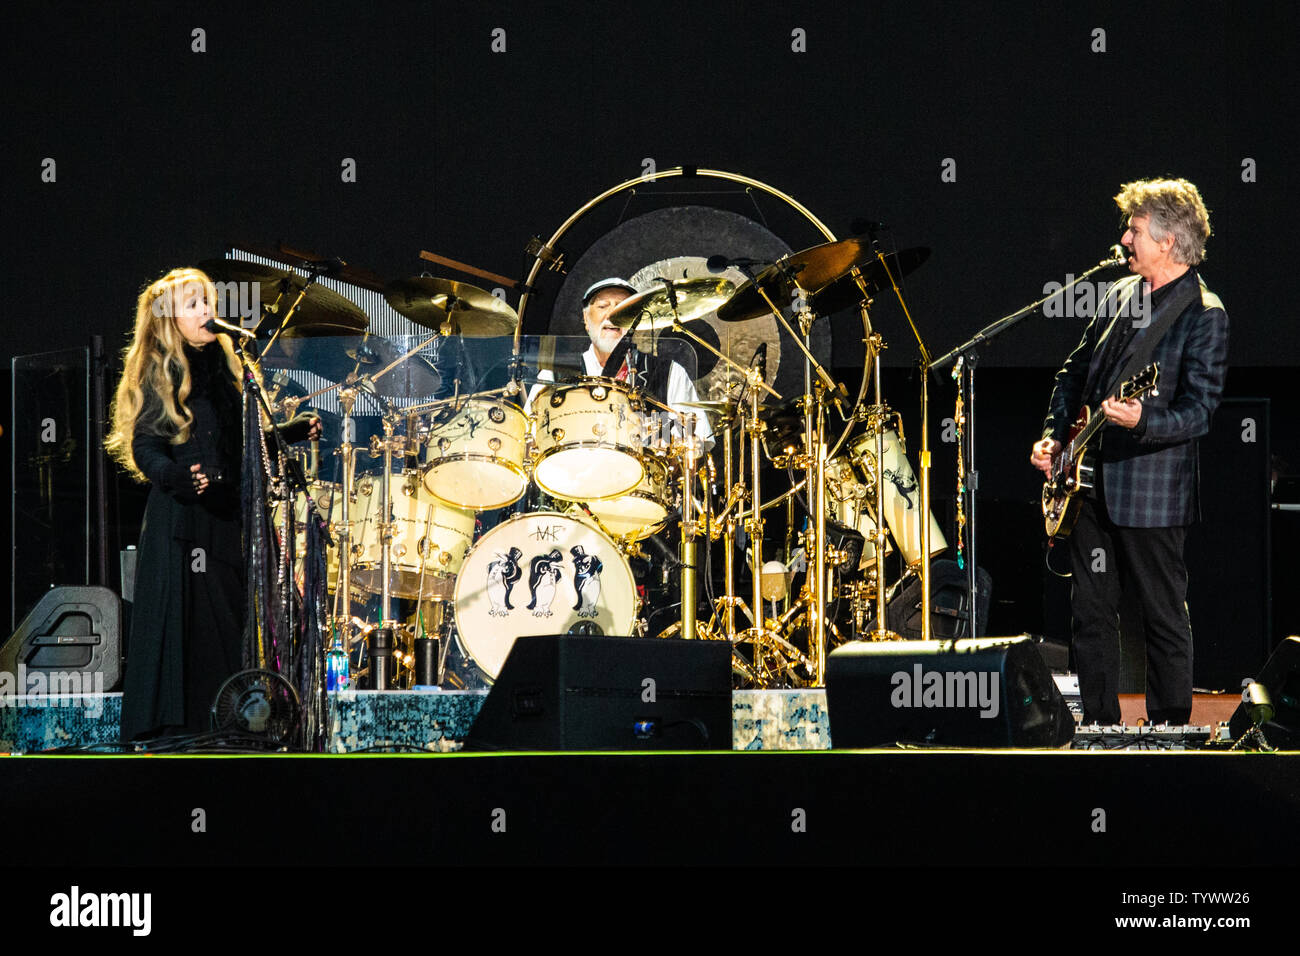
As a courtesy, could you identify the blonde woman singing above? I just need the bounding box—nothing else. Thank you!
[107,268,318,741]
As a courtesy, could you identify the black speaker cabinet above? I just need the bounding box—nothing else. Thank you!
[1229,636,1300,748]
[463,635,732,752]
[1,586,122,692]
[826,635,1074,748]
[887,560,992,639]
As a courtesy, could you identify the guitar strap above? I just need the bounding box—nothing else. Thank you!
[1103,272,1202,398]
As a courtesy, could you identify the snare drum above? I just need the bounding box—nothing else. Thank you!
[531,379,646,501]
[579,453,676,541]
[453,511,638,681]
[849,426,947,567]
[349,472,476,600]
[423,397,528,510]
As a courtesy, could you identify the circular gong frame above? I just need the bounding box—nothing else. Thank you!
[516,167,873,510]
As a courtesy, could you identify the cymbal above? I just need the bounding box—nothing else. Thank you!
[678,397,798,422]
[715,238,877,322]
[717,237,914,323]
[809,247,931,315]
[606,277,736,330]
[266,333,441,399]
[197,259,369,336]
[384,277,519,337]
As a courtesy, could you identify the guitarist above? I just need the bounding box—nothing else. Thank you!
[1030,178,1229,726]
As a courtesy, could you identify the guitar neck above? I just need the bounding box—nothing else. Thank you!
[1074,409,1107,450]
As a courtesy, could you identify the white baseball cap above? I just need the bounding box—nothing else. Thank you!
[582,277,638,304]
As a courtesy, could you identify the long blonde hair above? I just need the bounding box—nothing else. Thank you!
[105,268,244,481]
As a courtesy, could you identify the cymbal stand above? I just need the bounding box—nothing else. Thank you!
[368,403,409,684]
[711,410,743,641]
[331,385,360,655]
[744,283,846,681]
[803,303,831,681]
[679,411,700,642]
[870,252,935,640]
[730,367,812,686]
[864,334,902,642]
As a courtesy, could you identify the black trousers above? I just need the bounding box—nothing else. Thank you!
[1066,496,1194,724]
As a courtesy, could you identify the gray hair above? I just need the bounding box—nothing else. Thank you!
[1115,178,1212,265]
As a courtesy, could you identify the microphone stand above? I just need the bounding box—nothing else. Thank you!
[232,334,324,684]
[931,251,1126,637]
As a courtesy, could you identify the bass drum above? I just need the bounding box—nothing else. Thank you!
[453,511,638,681]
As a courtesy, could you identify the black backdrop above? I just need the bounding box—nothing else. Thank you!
[5,1,1298,650]
[5,1,1297,365]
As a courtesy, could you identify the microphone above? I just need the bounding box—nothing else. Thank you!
[204,318,256,340]
[753,342,768,381]
[706,254,768,274]
[1104,244,1129,267]
[657,276,678,313]
[850,218,889,237]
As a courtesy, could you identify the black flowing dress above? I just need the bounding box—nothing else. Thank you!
[120,344,246,741]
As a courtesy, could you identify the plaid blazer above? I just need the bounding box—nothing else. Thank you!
[1042,268,1229,528]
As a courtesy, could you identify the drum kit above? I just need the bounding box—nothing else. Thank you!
[221,224,948,692]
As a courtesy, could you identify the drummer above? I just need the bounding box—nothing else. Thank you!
[531,277,712,446]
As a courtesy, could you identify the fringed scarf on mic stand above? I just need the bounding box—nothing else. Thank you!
[241,370,331,750]
[242,379,282,674]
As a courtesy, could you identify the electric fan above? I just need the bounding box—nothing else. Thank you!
[210,669,301,744]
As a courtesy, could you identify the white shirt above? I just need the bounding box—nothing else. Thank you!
[527,345,712,444]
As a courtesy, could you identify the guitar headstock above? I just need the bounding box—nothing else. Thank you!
[1119,362,1160,402]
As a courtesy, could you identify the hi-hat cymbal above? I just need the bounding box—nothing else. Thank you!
[678,399,741,416]
[197,259,369,336]
[606,277,736,330]
[385,277,519,337]
[809,247,931,315]
[717,237,916,323]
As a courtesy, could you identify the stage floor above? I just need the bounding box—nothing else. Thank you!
[0,687,1248,754]
[3,747,1297,869]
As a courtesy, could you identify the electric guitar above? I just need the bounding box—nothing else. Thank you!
[1041,362,1160,538]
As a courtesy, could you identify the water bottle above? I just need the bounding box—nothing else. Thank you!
[326,631,350,691]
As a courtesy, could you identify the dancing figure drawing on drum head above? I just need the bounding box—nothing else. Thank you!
[570,545,604,617]
[486,547,523,616]
[527,550,564,616]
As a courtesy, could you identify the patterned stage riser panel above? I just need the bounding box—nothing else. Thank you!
[330,690,487,753]
[1,690,833,753]
[0,695,122,752]
[733,690,833,750]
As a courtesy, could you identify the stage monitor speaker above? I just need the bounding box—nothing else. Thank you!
[826,635,1074,748]
[1228,636,1300,749]
[1,586,122,692]
[462,635,732,752]
[887,559,992,639]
